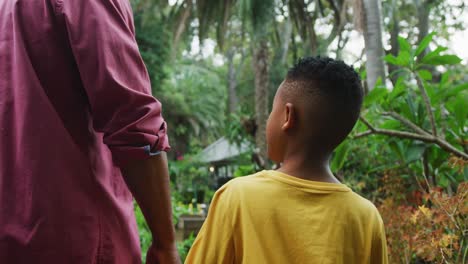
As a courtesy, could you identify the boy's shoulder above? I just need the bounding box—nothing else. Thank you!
[217,171,267,193]
[219,171,381,215]
[220,170,279,192]
[214,171,275,198]
[209,172,266,211]
[226,170,268,184]
[216,171,383,226]
[337,189,384,228]
[346,191,382,217]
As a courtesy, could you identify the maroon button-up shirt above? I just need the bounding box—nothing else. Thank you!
[0,0,169,263]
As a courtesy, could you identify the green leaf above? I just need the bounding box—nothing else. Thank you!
[389,140,405,161]
[440,72,449,86]
[448,173,461,184]
[389,77,406,101]
[406,96,417,119]
[426,83,439,104]
[398,51,411,66]
[364,87,388,107]
[422,54,462,65]
[419,46,448,63]
[452,94,468,128]
[360,69,367,81]
[445,83,468,98]
[331,141,350,171]
[438,175,449,188]
[417,69,432,81]
[374,77,385,88]
[388,68,409,79]
[405,144,426,163]
[381,119,401,130]
[415,32,436,56]
[400,101,412,119]
[385,51,411,67]
[384,54,399,65]
[416,100,425,125]
[398,36,412,53]
[427,146,447,168]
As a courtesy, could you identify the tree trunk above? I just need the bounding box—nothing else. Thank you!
[171,0,192,59]
[325,0,349,56]
[415,0,440,81]
[388,0,400,85]
[306,14,318,55]
[280,17,292,65]
[226,48,239,114]
[416,0,430,56]
[362,0,386,90]
[291,29,298,62]
[253,40,269,168]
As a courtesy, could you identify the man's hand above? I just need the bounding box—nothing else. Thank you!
[121,153,180,263]
[146,243,181,264]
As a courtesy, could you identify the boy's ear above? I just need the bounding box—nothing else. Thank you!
[282,103,295,131]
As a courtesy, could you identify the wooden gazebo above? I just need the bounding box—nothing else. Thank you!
[198,137,251,187]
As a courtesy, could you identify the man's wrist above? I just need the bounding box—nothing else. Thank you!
[152,238,177,250]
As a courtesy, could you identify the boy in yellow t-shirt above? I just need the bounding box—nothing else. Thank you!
[186,57,388,264]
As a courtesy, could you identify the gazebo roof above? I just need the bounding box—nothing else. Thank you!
[198,137,250,164]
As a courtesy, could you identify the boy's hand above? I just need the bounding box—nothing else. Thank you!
[146,243,181,264]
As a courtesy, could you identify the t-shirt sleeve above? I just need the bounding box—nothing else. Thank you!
[54,0,169,167]
[370,213,389,264]
[185,183,237,264]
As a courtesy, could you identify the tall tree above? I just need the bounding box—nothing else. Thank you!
[414,0,437,54]
[186,0,275,167]
[252,40,270,166]
[242,0,275,167]
[355,0,387,90]
[386,0,401,84]
[288,0,350,56]
[224,23,247,114]
[226,48,240,114]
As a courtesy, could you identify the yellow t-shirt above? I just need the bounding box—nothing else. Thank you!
[185,170,388,264]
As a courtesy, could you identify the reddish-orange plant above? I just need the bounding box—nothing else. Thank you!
[378,175,467,263]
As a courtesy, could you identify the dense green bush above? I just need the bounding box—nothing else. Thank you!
[135,202,200,263]
[334,34,467,263]
[334,33,467,192]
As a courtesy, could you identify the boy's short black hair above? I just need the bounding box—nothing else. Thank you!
[284,56,363,151]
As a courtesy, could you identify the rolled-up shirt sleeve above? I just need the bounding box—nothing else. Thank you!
[55,0,169,167]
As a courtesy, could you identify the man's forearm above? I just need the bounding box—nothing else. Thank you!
[121,152,176,249]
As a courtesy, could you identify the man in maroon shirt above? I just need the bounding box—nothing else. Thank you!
[0,0,179,263]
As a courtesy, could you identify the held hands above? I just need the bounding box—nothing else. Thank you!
[146,243,181,264]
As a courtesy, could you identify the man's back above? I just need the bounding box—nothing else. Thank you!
[0,1,168,263]
[186,171,387,263]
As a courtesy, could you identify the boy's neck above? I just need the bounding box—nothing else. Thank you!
[277,151,340,184]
